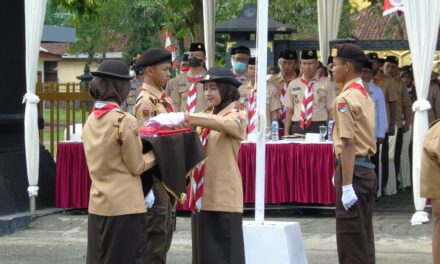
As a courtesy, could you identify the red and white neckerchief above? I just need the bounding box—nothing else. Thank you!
[161,92,175,113]
[190,110,240,212]
[337,80,368,114]
[299,78,317,129]
[93,102,118,119]
[279,82,288,121]
[186,75,204,113]
[347,79,368,97]
[247,88,256,133]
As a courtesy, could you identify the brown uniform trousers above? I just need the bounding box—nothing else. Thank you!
[135,83,175,264]
[146,177,174,264]
[335,161,376,264]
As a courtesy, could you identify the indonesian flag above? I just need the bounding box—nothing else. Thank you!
[383,0,403,16]
[165,31,176,69]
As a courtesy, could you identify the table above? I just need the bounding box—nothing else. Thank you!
[239,141,335,205]
[55,141,336,209]
[55,142,91,208]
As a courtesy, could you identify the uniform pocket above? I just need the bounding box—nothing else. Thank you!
[336,206,360,234]
[353,165,376,194]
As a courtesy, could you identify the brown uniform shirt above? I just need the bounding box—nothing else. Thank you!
[135,83,174,123]
[333,78,377,159]
[188,102,247,213]
[165,70,209,112]
[238,81,281,126]
[82,102,156,216]
[394,78,412,127]
[378,75,399,128]
[420,120,440,199]
[283,73,336,122]
[428,81,440,124]
[267,72,296,89]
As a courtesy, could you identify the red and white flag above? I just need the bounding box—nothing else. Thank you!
[383,0,403,16]
[165,31,176,69]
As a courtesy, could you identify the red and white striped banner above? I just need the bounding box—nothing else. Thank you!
[383,0,403,16]
[165,31,176,69]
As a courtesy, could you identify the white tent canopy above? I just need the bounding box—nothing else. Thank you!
[317,0,343,63]
[24,0,47,214]
[402,0,440,225]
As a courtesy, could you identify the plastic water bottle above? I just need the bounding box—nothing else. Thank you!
[271,119,279,141]
[327,119,334,141]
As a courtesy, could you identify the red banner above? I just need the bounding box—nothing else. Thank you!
[383,0,403,16]
[164,31,176,69]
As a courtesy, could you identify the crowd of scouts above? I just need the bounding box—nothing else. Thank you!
[81,40,440,264]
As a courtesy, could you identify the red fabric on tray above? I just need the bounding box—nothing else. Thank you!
[139,127,192,136]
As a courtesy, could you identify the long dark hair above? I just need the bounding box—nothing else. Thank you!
[90,76,130,105]
[213,82,240,114]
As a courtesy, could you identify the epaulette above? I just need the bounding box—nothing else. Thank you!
[135,96,144,104]
[150,98,165,105]
[114,113,127,145]
[429,119,440,128]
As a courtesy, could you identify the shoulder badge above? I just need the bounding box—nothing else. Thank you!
[338,102,348,113]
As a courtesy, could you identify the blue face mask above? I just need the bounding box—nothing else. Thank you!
[233,60,248,74]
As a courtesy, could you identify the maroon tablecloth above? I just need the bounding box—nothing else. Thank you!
[238,142,336,205]
[55,141,336,209]
[55,142,91,209]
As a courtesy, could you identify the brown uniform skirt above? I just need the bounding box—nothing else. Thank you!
[87,213,147,264]
[192,211,245,264]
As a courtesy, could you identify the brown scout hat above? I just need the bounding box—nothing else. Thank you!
[134,48,172,69]
[200,67,242,88]
[91,60,132,80]
[331,43,369,66]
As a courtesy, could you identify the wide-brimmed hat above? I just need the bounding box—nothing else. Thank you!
[199,67,242,88]
[91,60,132,80]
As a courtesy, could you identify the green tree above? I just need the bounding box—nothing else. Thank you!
[67,0,132,65]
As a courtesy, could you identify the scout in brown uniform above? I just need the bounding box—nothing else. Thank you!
[165,43,209,113]
[83,60,156,264]
[331,43,377,264]
[121,52,143,115]
[149,67,247,264]
[238,57,281,128]
[133,48,175,264]
[268,50,298,129]
[428,72,440,124]
[179,52,190,73]
[382,56,413,195]
[283,50,337,135]
[420,119,440,264]
[230,45,251,83]
[368,54,397,196]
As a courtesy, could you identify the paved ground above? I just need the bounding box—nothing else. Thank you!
[0,191,434,264]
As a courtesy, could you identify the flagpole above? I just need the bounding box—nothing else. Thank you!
[203,0,215,69]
